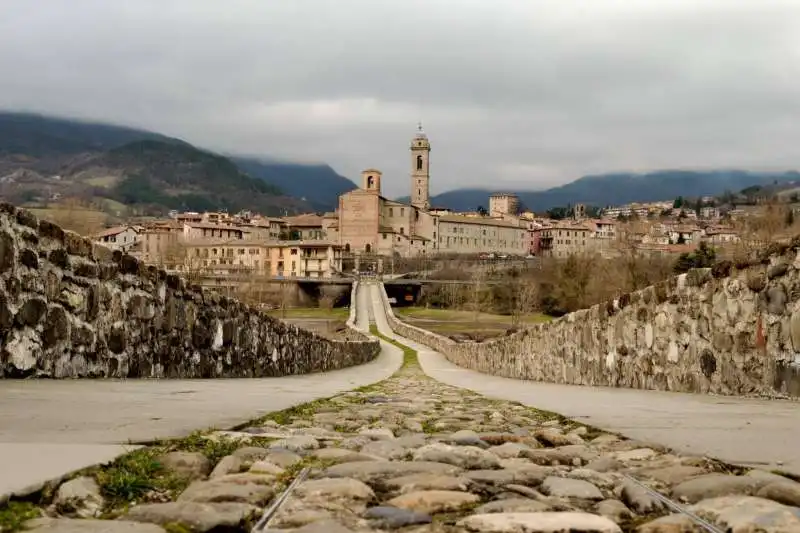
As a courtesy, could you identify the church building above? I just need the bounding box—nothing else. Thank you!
[328,126,527,258]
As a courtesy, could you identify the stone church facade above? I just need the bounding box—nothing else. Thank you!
[329,127,526,258]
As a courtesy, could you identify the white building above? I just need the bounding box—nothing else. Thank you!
[94,225,140,252]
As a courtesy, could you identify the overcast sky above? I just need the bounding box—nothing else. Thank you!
[2,0,800,197]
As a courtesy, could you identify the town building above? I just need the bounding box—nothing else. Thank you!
[94,225,140,252]
[137,223,181,266]
[331,126,528,258]
[283,214,325,240]
[489,193,520,217]
[182,222,250,241]
[175,239,342,279]
[705,227,741,245]
[532,218,617,258]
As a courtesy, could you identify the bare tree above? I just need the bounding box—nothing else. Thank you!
[510,277,538,328]
[46,197,109,236]
[471,267,486,326]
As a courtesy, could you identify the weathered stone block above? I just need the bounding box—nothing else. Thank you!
[0,230,16,273]
[38,219,65,242]
[768,262,790,279]
[15,208,37,229]
[747,273,766,292]
[16,297,47,327]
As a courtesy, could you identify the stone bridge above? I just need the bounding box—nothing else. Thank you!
[0,203,379,379]
[382,245,800,398]
[3,199,800,525]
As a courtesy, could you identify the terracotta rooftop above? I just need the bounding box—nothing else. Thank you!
[185,222,252,232]
[437,214,523,229]
[95,226,135,238]
[283,214,324,227]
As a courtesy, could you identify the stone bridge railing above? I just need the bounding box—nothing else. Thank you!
[379,243,800,398]
[0,203,379,378]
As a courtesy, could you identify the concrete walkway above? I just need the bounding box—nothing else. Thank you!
[0,284,402,500]
[366,282,800,476]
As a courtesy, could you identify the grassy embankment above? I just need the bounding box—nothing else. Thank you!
[394,306,551,340]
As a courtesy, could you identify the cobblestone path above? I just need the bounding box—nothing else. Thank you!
[18,330,800,533]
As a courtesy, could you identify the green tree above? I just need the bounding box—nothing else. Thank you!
[673,242,716,273]
[546,206,569,220]
[476,205,488,216]
[673,196,684,208]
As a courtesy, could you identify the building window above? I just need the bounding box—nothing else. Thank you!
[290,249,298,255]
[382,233,387,239]
[401,208,405,216]
[416,155,423,170]
[400,227,405,235]
[389,208,393,217]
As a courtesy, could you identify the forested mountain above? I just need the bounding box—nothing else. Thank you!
[0,112,352,214]
[403,170,800,212]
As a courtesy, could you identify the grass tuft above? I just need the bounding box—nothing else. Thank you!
[0,502,41,532]
[171,432,270,464]
[369,325,418,368]
[163,523,193,533]
[255,397,337,426]
[94,448,187,507]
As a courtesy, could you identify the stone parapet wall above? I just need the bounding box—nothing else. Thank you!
[346,281,359,329]
[0,203,379,378]
[380,245,800,397]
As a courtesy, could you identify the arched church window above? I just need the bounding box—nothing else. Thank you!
[345,243,350,253]
[365,244,371,253]
[416,155,423,170]
[367,176,374,188]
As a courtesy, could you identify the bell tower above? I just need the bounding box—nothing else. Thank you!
[410,123,431,211]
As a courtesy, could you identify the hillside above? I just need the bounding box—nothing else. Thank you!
[0,111,350,214]
[231,157,356,212]
[0,112,187,173]
[406,170,800,212]
[63,140,309,215]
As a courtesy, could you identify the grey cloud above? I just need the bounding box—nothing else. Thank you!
[1,0,800,197]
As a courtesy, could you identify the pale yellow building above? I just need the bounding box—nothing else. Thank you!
[183,222,250,241]
[436,215,526,255]
[176,239,342,279]
[489,193,520,217]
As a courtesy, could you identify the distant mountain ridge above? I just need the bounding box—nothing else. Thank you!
[231,156,356,212]
[0,111,354,213]
[400,170,800,212]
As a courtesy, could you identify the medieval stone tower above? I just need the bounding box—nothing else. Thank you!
[410,123,431,211]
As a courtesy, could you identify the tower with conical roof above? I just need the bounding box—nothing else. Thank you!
[410,123,431,211]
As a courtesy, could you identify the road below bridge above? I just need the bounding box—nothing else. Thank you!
[364,282,800,477]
